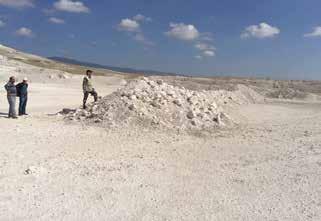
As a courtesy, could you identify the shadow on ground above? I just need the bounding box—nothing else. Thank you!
[0,112,8,118]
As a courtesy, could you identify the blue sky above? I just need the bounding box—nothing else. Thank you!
[1,0,321,79]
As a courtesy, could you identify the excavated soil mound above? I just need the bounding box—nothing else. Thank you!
[63,77,263,132]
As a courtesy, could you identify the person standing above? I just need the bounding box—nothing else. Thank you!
[16,77,29,116]
[4,76,17,119]
[82,70,98,109]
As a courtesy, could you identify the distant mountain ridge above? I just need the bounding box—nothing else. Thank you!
[48,57,176,76]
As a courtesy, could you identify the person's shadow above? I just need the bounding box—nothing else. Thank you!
[0,112,8,118]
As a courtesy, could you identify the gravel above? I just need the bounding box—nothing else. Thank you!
[63,77,263,133]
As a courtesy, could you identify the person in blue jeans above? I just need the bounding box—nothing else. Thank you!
[4,76,17,119]
[16,77,29,116]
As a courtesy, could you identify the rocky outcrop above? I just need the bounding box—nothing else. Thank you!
[63,77,263,132]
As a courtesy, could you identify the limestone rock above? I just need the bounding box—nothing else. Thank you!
[62,77,262,133]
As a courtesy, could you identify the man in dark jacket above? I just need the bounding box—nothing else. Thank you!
[4,76,17,119]
[16,77,29,116]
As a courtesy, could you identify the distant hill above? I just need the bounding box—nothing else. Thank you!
[48,57,176,76]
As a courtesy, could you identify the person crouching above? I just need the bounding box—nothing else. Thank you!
[4,76,17,119]
[16,77,29,116]
[82,70,98,109]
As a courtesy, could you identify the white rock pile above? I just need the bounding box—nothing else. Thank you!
[63,77,263,132]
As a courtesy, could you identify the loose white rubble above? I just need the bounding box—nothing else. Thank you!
[63,77,263,132]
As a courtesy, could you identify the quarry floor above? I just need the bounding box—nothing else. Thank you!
[0,81,321,221]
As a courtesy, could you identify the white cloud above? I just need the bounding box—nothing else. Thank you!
[133,14,152,22]
[134,33,154,46]
[195,42,216,58]
[165,22,215,58]
[304,27,321,38]
[16,27,34,37]
[195,42,215,51]
[49,17,65,24]
[0,20,5,27]
[118,18,140,32]
[200,32,214,42]
[0,0,34,8]
[166,23,200,41]
[53,0,90,13]
[203,50,215,57]
[118,16,154,47]
[241,22,280,39]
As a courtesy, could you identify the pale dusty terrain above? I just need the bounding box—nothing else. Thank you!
[0,45,321,220]
[0,77,321,221]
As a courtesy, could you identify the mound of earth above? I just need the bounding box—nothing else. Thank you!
[63,77,263,132]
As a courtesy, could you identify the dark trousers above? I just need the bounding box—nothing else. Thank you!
[83,90,98,108]
[7,95,16,118]
[19,96,28,115]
